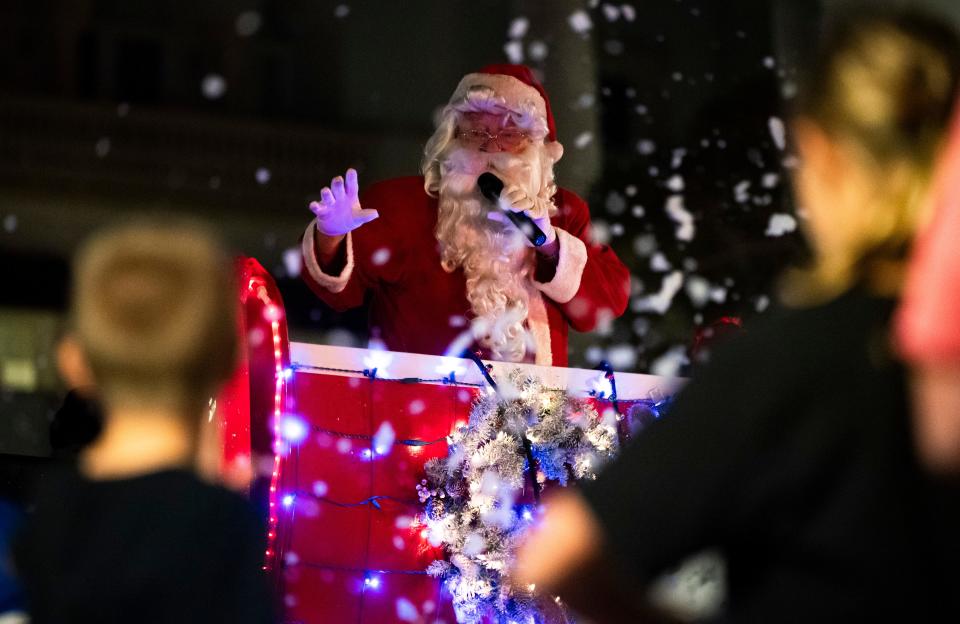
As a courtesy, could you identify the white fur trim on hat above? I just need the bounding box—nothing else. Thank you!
[449,73,549,138]
[302,221,354,293]
[533,227,587,304]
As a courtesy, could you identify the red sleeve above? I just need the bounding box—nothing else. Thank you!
[535,189,630,332]
[299,178,415,312]
[300,226,371,312]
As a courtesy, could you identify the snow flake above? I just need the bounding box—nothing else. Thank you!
[734,180,751,203]
[605,191,627,215]
[371,247,391,266]
[604,40,625,56]
[590,220,611,245]
[765,213,797,237]
[650,252,672,272]
[633,234,657,256]
[503,40,523,64]
[569,10,593,34]
[575,93,596,109]
[283,247,302,278]
[373,422,396,455]
[95,137,110,158]
[528,40,549,61]
[396,598,419,622]
[607,344,637,369]
[671,148,687,169]
[769,116,786,150]
[574,132,594,149]
[585,345,604,364]
[633,271,684,315]
[685,276,727,307]
[665,195,695,241]
[235,11,262,37]
[651,345,688,377]
[201,74,226,99]
[637,139,657,155]
[508,16,529,39]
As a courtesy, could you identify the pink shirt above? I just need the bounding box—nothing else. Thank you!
[897,102,960,363]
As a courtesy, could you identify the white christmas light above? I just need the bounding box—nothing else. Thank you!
[280,415,308,444]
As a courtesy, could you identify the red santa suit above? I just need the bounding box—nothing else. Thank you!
[301,175,628,367]
[301,64,629,367]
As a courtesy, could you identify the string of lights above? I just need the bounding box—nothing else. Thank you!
[295,561,429,576]
[311,424,450,448]
[292,490,420,510]
[291,363,486,388]
[291,561,431,591]
[249,279,289,573]
[290,362,669,406]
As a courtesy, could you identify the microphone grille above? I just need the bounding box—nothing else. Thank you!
[477,173,503,202]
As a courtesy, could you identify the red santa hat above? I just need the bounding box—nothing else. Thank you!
[449,64,558,142]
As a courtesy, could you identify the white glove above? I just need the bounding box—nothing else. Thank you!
[487,184,557,246]
[309,168,379,236]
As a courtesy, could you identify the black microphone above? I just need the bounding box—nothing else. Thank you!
[477,172,548,247]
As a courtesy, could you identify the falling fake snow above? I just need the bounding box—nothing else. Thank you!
[665,195,695,241]
[765,213,798,237]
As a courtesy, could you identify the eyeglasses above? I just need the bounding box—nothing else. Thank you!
[455,127,531,151]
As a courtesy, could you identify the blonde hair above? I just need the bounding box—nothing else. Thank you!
[71,218,237,412]
[787,10,960,302]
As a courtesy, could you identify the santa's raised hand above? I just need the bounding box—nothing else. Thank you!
[309,168,379,237]
[488,184,557,248]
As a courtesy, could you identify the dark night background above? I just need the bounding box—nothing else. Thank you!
[1,0,957,458]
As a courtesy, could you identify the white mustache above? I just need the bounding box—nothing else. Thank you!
[441,146,535,189]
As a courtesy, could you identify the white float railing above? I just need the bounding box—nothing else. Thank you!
[289,342,685,401]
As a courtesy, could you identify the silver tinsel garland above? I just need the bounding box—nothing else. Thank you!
[418,370,620,624]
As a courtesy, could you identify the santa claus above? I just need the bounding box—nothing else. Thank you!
[301,64,629,367]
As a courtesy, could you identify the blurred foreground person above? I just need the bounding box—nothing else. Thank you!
[897,100,960,473]
[14,220,276,624]
[513,9,960,622]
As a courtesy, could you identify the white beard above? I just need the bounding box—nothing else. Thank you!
[435,146,548,362]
